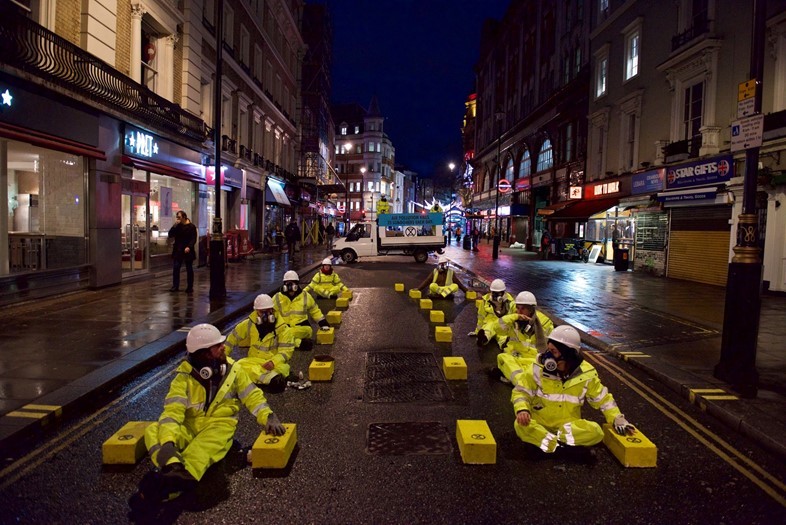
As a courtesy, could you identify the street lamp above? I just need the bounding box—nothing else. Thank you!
[360,166,367,219]
[493,110,505,260]
[341,143,352,232]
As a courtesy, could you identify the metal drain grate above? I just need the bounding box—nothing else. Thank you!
[364,352,452,403]
[366,422,453,455]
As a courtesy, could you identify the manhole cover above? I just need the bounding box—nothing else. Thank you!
[364,352,452,403]
[366,422,453,455]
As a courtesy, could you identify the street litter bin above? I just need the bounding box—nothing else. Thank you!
[462,234,471,250]
[614,248,629,271]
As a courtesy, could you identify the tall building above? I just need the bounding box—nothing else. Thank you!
[332,98,395,225]
[0,0,306,305]
[471,0,591,250]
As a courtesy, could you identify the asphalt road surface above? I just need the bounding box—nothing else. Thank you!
[1,260,785,524]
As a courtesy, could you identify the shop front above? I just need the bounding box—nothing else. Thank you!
[510,176,531,248]
[263,177,291,251]
[623,168,667,276]
[0,76,105,304]
[531,171,553,248]
[657,155,734,286]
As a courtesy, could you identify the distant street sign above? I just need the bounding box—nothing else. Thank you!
[730,114,764,152]
[738,79,756,101]
[497,179,512,194]
[737,98,755,118]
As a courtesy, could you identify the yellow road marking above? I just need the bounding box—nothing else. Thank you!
[0,364,176,490]
[23,404,62,413]
[689,388,730,403]
[6,411,49,419]
[701,395,739,401]
[589,352,786,508]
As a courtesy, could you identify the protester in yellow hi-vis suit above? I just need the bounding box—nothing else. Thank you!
[129,324,285,510]
[305,258,349,299]
[494,291,554,384]
[376,195,390,215]
[470,278,515,341]
[227,294,296,393]
[273,270,330,351]
[416,256,470,298]
[511,325,636,459]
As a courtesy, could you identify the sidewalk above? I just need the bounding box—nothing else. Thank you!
[443,239,786,459]
[0,243,327,452]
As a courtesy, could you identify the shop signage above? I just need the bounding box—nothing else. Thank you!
[1,89,12,107]
[666,155,733,189]
[658,189,716,203]
[569,186,583,199]
[498,179,512,193]
[123,125,203,180]
[125,130,159,158]
[632,168,664,195]
[587,180,620,198]
[514,177,530,191]
[205,165,242,188]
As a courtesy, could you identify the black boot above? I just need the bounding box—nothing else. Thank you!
[298,339,314,352]
[159,463,198,498]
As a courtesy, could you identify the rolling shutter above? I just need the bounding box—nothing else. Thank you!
[667,207,731,286]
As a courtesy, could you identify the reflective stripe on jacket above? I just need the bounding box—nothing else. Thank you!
[273,290,325,326]
[476,292,515,329]
[498,310,554,356]
[511,360,621,428]
[431,269,454,286]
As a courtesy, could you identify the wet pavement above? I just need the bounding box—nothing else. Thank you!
[1,237,785,462]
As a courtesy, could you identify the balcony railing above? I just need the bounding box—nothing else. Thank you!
[663,134,702,162]
[239,144,252,160]
[0,6,209,142]
[671,16,709,51]
[221,135,237,154]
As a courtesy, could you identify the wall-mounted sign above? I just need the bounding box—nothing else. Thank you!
[514,177,530,191]
[587,180,619,197]
[632,168,664,195]
[498,179,512,193]
[1,89,12,107]
[569,186,583,199]
[666,155,733,189]
[125,130,159,158]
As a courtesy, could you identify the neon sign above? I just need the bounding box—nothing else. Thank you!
[125,130,159,158]
[1,89,12,107]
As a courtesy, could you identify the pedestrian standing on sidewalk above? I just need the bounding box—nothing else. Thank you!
[168,210,197,292]
[129,324,285,510]
[284,218,300,258]
[471,226,480,251]
[540,227,552,260]
[511,325,637,460]
[326,222,336,251]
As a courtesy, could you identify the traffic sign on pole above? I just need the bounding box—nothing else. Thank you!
[730,114,764,152]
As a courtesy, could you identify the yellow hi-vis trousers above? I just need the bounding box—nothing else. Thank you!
[514,417,604,453]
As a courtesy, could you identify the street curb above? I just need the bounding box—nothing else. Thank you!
[448,259,786,461]
[0,262,321,455]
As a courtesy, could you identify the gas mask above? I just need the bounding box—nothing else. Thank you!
[438,263,447,272]
[283,282,299,293]
[491,291,504,303]
[516,318,534,334]
[541,350,563,373]
[254,311,276,325]
[188,351,227,380]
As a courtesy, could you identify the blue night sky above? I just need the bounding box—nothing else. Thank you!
[324,0,510,177]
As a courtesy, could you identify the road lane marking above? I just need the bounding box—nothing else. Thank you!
[0,364,176,490]
[589,352,786,508]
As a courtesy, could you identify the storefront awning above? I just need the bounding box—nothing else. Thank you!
[265,185,291,206]
[656,187,728,207]
[548,196,620,220]
[536,200,576,216]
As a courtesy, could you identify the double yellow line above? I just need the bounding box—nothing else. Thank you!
[588,351,786,507]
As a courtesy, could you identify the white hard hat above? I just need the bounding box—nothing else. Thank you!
[490,279,506,293]
[548,325,581,351]
[186,323,226,354]
[322,258,332,265]
[254,293,274,310]
[283,270,299,282]
[438,256,449,265]
[515,291,537,306]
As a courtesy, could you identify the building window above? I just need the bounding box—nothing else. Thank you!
[599,0,609,21]
[224,5,234,46]
[562,123,574,163]
[354,125,360,134]
[624,113,636,170]
[505,158,514,181]
[683,81,704,139]
[537,139,553,172]
[240,26,250,65]
[595,56,607,98]
[624,27,640,80]
[203,0,215,25]
[254,45,263,80]
[519,150,531,178]
[340,126,347,136]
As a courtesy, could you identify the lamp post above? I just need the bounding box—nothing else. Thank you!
[715,0,765,397]
[209,0,226,299]
[492,110,505,260]
[342,143,352,232]
[360,166,367,219]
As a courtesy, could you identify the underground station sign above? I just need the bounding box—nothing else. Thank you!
[498,179,512,193]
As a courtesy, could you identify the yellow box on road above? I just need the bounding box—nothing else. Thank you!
[466,291,477,300]
[340,290,353,301]
[395,283,405,292]
[602,423,657,468]
[430,310,444,323]
[251,423,297,469]
[443,357,467,380]
[435,326,452,342]
[309,355,335,381]
[316,327,335,345]
[335,297,349,309]
[456,420,496,464]
[102,421,154,465]
[420,298,433,310]
[327,310,342,325]
[409,289,421,299]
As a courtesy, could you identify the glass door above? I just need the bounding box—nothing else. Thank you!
[121,193,149,273]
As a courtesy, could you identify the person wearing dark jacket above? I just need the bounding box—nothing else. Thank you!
[168,211,197,292]
[284,218,300,257]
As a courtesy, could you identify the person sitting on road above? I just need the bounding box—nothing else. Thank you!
[226,294,297,393]
[305,258,349,299]
[470,278,515,340]
[416,256,470,299]
[429,201,444,213]
[511,325,636,461]
[494,291,554,384]
[273,270,330,351]
[129,324,286,510]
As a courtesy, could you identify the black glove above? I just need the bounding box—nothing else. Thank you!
[265,414,286,436]
[477,330,489,347]
[318,319,330,329]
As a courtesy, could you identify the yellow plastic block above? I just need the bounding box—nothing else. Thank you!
[443,357,467,380]
[102,421,154,465]
[327,310,342,326]
[430,310,445,323]
[409,289,422,299]
[602,423,657,468]
[335,297,349,308]
[309,355,335,381]
[475,299,483,309]
[435,326,453,342]
[419,298,433,310]
[316,327,335,344]
[456,420,496,464]
[466,291,477,300]
[251,423,297,469]
[340,290,353,301]
[395,283,405,292]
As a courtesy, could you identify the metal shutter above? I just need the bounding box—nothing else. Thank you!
[667,206,732,286]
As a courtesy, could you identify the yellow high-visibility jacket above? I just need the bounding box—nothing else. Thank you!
[225,311,295,366]
[497,311,554,358]
[511,360,622,428]
[305,270,348,297]
[476,292,515,331]
[273,290,325,327]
